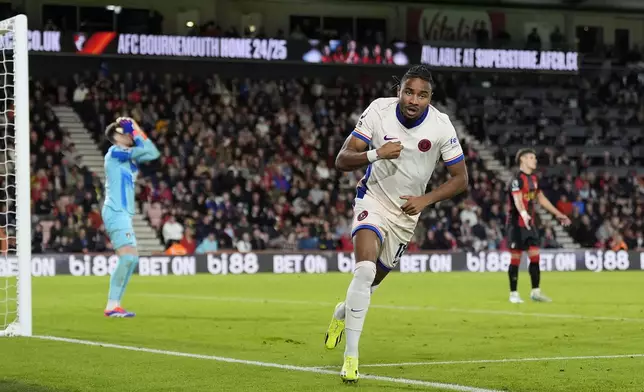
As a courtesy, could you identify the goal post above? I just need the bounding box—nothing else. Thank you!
[0,14,31,337]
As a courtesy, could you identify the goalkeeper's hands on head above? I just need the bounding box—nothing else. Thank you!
[116,117,140,136]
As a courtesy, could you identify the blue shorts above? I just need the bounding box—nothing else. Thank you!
[102,206,137,250]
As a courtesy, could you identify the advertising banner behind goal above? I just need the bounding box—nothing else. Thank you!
[1,250,643,277]
[20,29,579,72]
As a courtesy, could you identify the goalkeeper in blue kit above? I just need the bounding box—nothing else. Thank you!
[102,117,160,317]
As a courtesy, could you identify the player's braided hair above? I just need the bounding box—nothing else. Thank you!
[392,64,434,91]
[515,148,537,165]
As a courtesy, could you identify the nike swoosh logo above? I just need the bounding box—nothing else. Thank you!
[384,135,397,141]
[350,308,365,312]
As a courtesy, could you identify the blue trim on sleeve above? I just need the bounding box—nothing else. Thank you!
[351,130,371,145]
[355,164,372,199]
[133,137,144,148]
[444,154,464,166]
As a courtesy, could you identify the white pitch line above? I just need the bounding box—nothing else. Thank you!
[139,293,644,323]
[315,353,644,369]
[32,335,501,392]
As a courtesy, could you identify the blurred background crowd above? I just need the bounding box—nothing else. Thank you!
[26,66,644,254]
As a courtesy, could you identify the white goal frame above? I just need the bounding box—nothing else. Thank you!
[0,14,31,337]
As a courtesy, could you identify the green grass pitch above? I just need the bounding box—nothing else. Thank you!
[1,271,643,391]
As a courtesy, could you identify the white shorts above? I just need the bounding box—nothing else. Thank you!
[351,196,415,270]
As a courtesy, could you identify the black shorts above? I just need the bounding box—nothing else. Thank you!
[507,225,540,251]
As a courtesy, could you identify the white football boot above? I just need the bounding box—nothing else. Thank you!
[509,291,524,304]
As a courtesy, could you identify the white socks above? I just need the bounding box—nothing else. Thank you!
[333,302,346,320]
[334,284,380,321]
[344,261,376,358]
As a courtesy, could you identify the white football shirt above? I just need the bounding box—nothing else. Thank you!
[351,97,464,226]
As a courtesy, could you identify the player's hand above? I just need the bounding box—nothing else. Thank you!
[557,215,572,227]
[376,141,403,160]
[117,117,138,135]
[400,195,429,216]
[520,211,532,230]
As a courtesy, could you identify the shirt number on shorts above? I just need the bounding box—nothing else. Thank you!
[393,243,408,266]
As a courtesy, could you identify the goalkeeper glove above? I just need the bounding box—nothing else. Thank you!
[118,118,135,135]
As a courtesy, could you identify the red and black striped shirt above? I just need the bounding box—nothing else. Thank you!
[506,171,540,228]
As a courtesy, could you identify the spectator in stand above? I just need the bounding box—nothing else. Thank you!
[162,215,184,248]
[180,227,197,254]
[165,240,188,255]
[541,227,561,249]
[318,231,336,250]
[556,195,574,217]
[196,232,219,254]
[526,28,542,51]
[298,226,319,250]
[73,83,89,103]
[32,224,44,253]
[610,233,628,251]
[550,27,565,50]
[236,232,252,253]
[69,228,91,253]
[251,229,267,250]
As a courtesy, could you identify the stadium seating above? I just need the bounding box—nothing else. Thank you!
[26,72,498,253]
[30,68,644,253]
[29,80,110,253]
[456,71,644,250]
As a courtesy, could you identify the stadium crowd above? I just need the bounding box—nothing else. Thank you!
[27,66,644,254]
[29,79,109,254]
[457,70,644,250]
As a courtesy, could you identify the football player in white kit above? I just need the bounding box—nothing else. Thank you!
[325,65,469,383]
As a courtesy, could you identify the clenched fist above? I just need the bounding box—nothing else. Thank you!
[377,141,403,160]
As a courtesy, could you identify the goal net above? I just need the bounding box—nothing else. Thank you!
[0,14,31,337]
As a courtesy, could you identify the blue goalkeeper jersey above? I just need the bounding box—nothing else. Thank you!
[103,133,160,216]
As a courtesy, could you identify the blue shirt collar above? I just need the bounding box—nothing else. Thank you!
[396,104,429,129]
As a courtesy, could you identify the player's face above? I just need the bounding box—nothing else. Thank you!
[398,78,432,119]
[114,133,133,147]
[523,153,537,170]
